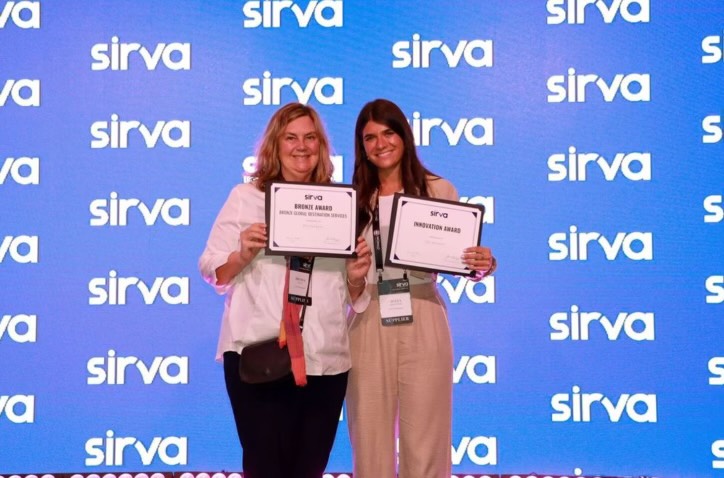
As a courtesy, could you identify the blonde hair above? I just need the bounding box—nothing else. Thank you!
[252,102,334,190]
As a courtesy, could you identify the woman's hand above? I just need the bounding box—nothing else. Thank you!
[239,222,267,262]
[345,237,372,299]
[216,223,267,285]
[462,245,496,277]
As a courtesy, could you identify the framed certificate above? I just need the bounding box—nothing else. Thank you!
[265,181,357,258]
[385,193,484,276]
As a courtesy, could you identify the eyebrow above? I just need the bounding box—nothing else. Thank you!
[286,130,317,137]
[363,128,393,139]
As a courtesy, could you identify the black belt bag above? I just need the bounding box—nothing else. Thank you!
[238,338,291,384]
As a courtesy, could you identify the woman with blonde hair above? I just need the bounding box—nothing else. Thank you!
[199,102,371,478]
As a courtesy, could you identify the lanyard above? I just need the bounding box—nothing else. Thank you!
[371,197,407,283]
[372,203,385,282]
[287,256,314,330]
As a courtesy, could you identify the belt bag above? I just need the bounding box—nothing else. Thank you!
[239,256,312,384]
[238,338,291,384]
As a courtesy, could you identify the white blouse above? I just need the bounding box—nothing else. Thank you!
[199,182,369,375]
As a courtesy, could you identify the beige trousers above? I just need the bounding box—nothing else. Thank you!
[347,282,453,478]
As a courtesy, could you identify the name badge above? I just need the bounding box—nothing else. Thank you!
[377,278,413,326]
[288,256,313,306]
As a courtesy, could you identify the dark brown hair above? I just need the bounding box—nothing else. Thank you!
[352,98,437,232]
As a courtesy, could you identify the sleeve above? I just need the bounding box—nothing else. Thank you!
[428,175,459,201]
[348,286,371,314]
[198,186,243,295]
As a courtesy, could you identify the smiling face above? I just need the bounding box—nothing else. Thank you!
[361,120,405,176]
[278,115,320,183]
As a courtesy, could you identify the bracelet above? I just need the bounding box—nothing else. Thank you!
[485,256,497,276]
[346,276,367,288]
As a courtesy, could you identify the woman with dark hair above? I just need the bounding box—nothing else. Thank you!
[199,102,372,478]
[346,98,496,478]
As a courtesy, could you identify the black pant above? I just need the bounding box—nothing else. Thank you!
[223,351,348,478]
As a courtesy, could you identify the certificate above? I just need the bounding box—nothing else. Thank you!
[385,193,484,276]
[265,182,357,257]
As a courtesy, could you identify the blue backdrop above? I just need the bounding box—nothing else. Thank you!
[1,1,722,477]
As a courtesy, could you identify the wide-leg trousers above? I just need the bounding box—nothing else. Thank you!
[223,352,348,478]
[346,282,453,478]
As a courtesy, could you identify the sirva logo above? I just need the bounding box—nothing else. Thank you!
[549,306,655,341]
[91,37,191,71]
[551,386,657,423]
[242,0,343,28]
[0,235,38,263]
[548,227,653,261]
[392,34,493,69]
[0,1,41,29]
[546,0,650,24]
[437,275,495,304]
[88,272,190,305]
[702,33,724,64]
[702,115,722,144]
[87,350,189,385]
[453,355,496,384]
[548,148,651,181]
[547,69,650,103]
[0,79,40,107]
[0,314,37,343]
[0,394,35,423]
[90,115,191,149]
[409,113,493,146]
[85,431,188,466]
[0,156,39,185]
[89,193,190,226]
[242,72,343,105]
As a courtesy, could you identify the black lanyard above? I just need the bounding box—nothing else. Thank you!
[371,197,407,283]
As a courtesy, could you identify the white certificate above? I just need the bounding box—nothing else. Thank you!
[385,193,484,276]
[265,182,357,257]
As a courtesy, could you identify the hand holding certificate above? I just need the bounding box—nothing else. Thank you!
[265,181,357,258]
[385,193,484,276]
